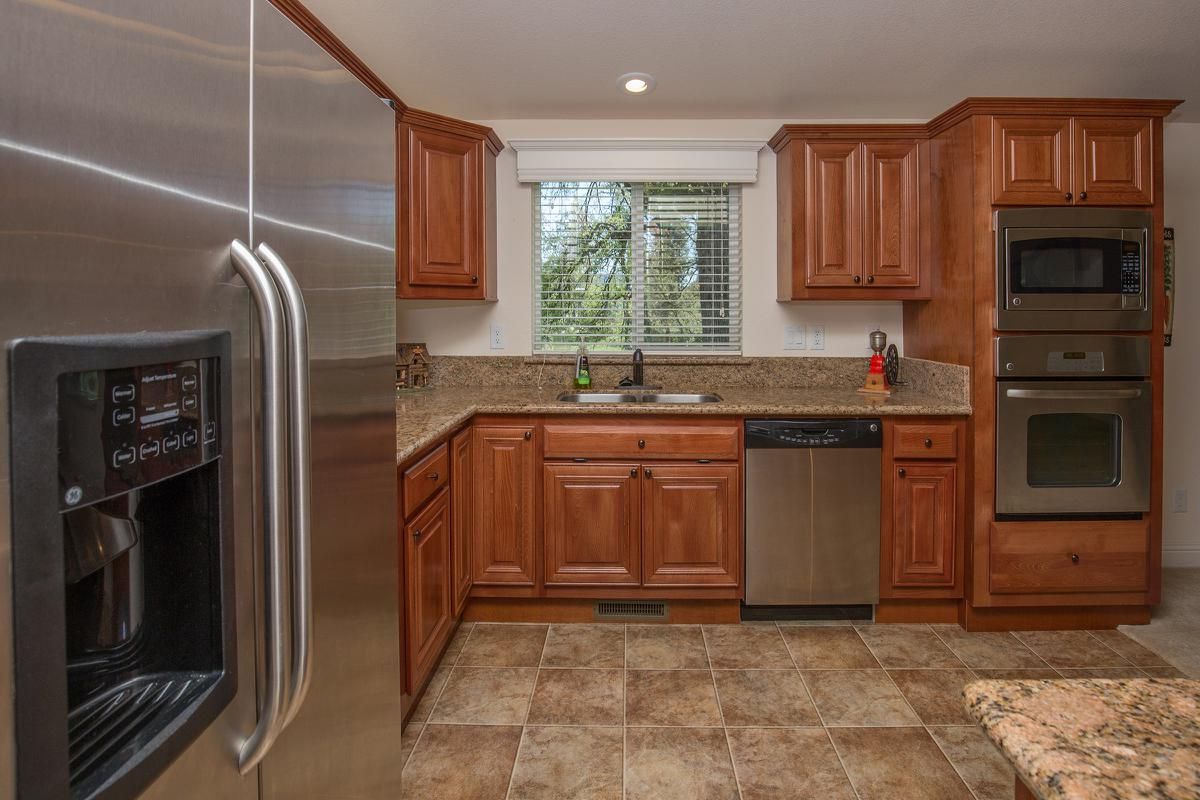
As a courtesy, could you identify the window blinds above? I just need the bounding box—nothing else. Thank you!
[533,181,741,353]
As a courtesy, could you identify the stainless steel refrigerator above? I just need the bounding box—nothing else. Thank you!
[0,1,403,798]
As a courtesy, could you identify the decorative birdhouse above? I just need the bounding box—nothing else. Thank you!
[396,342,431,390]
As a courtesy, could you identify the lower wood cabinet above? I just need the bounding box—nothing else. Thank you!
[403,487,452,694]
[450,428,473,614]
[889,462,956,589]
[472,423,538,586]
[642,464,741,587]
[543,463,641,585]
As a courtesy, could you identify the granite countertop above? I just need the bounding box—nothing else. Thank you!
[396,385,971,464]
[964,678,1200,800]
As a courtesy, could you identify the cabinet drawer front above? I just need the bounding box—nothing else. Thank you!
[989,520,1148,595]
[543,421,739,461]
[892,423,957,459]
[403,442,450,518]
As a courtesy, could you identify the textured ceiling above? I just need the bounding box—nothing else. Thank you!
[303,0,1200,121]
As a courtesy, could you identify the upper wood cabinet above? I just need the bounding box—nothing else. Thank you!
[449,429,473,615]
[471,423,538,587]
[642,463,740,587]
[403,487,452,694]
[397,108,501,300]
[543,463,641,586]
[991,115,1153,206]
[772,129,929,300]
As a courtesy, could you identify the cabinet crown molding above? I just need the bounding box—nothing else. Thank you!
[399,107,503,153]
[508,138,765,183]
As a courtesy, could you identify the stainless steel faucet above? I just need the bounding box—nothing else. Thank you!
[632,348,644,387]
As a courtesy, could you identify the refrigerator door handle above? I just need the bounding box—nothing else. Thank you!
[229,240,293,773]
[255,242,314,731]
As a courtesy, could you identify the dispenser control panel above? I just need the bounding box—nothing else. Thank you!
[59,357,221,508]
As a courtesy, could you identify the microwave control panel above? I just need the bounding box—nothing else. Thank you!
[1121,240,1142,295]
[58,358,221,508]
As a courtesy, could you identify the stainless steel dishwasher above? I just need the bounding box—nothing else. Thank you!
[744,419,881,612]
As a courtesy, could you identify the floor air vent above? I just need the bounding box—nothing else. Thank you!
[594,600,668,620]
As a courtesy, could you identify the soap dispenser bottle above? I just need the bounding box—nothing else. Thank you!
[573,344,591,390]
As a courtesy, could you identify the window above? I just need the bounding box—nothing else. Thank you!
[533,181,741,353]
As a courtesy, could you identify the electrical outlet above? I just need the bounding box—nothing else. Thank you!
[1173,489,1188,513]
[489,323,504,350]
[811,325,825,351]
[784,325,806,350]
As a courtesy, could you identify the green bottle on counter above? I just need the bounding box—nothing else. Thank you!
[574,344,591,390]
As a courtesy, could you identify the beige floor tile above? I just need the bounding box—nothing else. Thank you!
[888,669,977,725]
[400,723,422,769]
[727,728,856,800]
[428,667,537,725]
[508,726,623,800]
[1088,629,1171,667]
[1142,665,1190,678]
[801,670,920,726]
[526,668,624,726]
[625,669,722,726]
[931,627,1048,669]
[781,627,880,669]
[702,625,794,669]
[972,668,1060,680]
[626,624,709,669]
[856,624,965,668]
[713,669,821,726]
[442,622,474,661]
[1013,630,1132,668]
[928,725,1015,800]
[541,624,626,668]
[409,665,451,723]
[829,727,974,800]
[458,623,548,667]
[624,727,739,800]
[1055,667,1149,679]
[401,724,522,800]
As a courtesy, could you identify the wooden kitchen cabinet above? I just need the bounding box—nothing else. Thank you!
[450,428,473,615]
[642,464,740,587]
[403,487,453,694]
[991,114,1153,206]
[771,128,929,300]
[543,463,641,585]
[471,423,538,587]
[396,108,501,300]
[889,462,957,590]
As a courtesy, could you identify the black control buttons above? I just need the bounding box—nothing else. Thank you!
[112,407,136,426]
[182,429,198,448]
[203,421,217,444]
[163,433,181,453]
[111,384,135,403]
[140,440,161,460]
[181,374,198,392]
[182,394,198,412]
[112,446,137,468]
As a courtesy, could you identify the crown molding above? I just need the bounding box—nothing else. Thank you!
[509,138,765,182]
[399,107,503,153]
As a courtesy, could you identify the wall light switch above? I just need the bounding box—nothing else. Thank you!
[1173,489,1188,513]
[490,323,504,350]
[810,325,825,351]
[784,325,806,350]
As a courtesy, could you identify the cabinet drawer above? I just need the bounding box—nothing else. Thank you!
[543,420,740,461]
[893,423,957,459]
[402,442,450,518]
[989,520,1148,595]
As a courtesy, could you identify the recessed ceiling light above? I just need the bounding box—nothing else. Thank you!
[619,73,655,95]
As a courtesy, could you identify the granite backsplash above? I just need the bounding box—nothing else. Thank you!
[421,355,969,405]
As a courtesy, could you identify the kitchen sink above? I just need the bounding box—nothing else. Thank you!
[555,392,721,404]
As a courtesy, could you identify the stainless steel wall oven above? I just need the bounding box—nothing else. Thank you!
[995,335,1151,517]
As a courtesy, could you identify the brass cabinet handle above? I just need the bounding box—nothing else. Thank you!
[898,467,906,477]
[638,439,646,449]
[924,438,933,448]
[1065,192,1073,201]
[523,430,532,440]
[629,467,638,478]
[1070,553,1080,564]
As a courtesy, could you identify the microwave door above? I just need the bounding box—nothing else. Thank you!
[1004,229,1130,312]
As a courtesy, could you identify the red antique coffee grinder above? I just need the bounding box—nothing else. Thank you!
[857,329,892,397]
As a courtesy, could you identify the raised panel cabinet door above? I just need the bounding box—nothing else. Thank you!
[891,462,956,588]
[402,122,482,290]
[642,464,740,587]
[450,429,473,615]
[543,463,641,585]
[1073,116,1153,205]
[804,141,862,286]
[863,141,921,287]
[991,116,1072,205]
[471,425,538,585]
[404,489,453,693]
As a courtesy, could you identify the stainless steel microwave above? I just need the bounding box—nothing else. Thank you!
[995,208,1152,331]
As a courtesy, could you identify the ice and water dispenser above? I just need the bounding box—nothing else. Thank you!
[9,332,236,799]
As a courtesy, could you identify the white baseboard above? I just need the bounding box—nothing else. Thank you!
[1163,549,1200,568]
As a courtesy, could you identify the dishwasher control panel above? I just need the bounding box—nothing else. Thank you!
[744,419,882,449]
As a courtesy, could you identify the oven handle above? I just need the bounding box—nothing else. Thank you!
[1004,388,1144,400]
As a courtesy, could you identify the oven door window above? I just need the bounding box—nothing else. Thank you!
[1026,412,1121,487]
[1009,237,1123,294]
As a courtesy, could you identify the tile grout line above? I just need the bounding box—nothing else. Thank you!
[700,625,745,800]
[402,621,476,775]
[502,624,548,800]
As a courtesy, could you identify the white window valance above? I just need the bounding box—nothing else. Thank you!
[508,138,764,183]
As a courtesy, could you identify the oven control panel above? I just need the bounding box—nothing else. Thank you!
[1121,240,1142,295]
[59,358,221,508]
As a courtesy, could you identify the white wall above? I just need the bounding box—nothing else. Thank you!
[395,118,907,357]
[1162,121,1200,566]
